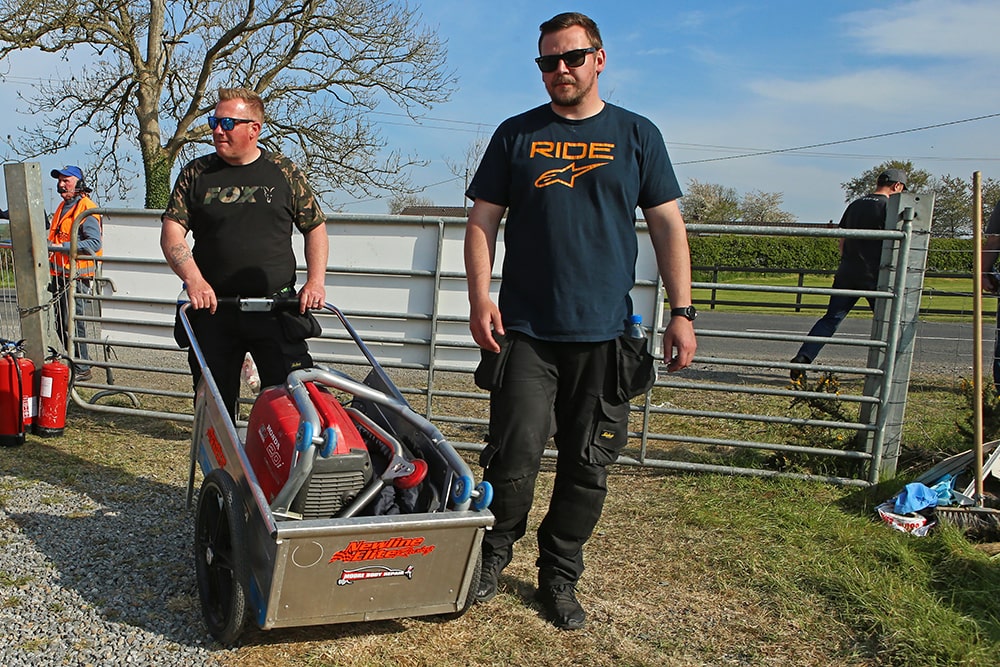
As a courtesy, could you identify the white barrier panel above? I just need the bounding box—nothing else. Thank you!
[96,211,666,370]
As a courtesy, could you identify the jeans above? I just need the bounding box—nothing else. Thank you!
[795,293,874,363]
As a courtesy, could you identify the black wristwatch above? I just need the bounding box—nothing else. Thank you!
[670,305,697,321]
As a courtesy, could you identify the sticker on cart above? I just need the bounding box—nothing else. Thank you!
[206,427,227,468]
[337,565,414,586]
[329,536,436,563]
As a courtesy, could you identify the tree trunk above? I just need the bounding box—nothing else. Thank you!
[143,150,174,210]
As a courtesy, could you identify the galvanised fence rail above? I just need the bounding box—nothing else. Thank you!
[3,168,936,486]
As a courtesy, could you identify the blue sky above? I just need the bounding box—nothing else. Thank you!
[365,0,1000,222]
[3,0,1000,222]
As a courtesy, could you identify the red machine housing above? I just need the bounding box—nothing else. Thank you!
[0,355,35,447]
[244,383,373,518]
[34,358,70,437]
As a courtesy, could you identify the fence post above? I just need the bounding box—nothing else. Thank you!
[795,271,805,312]
[4,162,52,367]
[858,191,934,481]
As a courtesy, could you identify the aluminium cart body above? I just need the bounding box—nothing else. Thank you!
[181,300,494,644]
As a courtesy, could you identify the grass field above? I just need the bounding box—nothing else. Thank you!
[2,371,998,667]
[693,274,988,322]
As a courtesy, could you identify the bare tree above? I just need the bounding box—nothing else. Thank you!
[444,133,489,213]
[387,192,433,215]
[0,0,456,208]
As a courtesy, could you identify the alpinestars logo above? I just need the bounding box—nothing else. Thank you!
[530,140,615,189]
[535,161,607,188]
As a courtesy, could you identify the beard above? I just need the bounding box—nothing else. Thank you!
[546,75,594,108]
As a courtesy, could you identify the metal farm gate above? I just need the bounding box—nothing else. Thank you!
[3,162,935,486]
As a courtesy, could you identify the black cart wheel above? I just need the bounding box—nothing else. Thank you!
[195,469,250,645]
[439,546,482,620]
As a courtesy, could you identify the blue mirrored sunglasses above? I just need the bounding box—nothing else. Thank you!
[207,116,255,131]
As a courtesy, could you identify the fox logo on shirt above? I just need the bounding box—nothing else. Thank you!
[203,185,264,204]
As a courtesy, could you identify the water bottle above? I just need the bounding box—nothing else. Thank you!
[176,282,189,305]
[625,314,645,340]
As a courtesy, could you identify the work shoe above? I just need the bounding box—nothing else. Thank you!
[75,367,93,382]
[789,354,810,382]
[534,583,586,630]
[475,549,512,603]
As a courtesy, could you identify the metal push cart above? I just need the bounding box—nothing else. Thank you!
[181,299,494,645]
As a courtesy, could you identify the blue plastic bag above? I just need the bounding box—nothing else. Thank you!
[929,474,955,507]
[893,482,939,514]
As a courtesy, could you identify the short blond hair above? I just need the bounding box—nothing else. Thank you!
[217,87,265,122]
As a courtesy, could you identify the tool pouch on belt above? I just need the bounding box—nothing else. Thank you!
[615,334,656,402]
[277,309,322,342]
[474,332,512,391]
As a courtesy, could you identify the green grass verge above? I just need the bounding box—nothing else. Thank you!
[694,275,989,322]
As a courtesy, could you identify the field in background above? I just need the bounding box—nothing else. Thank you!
[693,275,986,321]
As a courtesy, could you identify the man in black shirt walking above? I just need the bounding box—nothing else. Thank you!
[790,168,907,380]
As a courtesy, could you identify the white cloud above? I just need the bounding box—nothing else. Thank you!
[842,0,1000,58]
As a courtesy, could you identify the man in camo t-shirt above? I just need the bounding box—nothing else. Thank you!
[161,87,329,418]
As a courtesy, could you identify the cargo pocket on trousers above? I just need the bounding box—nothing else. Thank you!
[589,397,630,465]
[474,332,512,391]
[615,334,656,403]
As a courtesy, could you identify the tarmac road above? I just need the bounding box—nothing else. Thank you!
[690,310,994,379]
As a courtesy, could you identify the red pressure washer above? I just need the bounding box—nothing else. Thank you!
[0,340,35,447]
[34,348,70,438]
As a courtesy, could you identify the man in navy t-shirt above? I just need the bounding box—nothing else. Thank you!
[464,12,696,629]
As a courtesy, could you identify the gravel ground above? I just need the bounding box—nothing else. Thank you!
[0,466,227,666]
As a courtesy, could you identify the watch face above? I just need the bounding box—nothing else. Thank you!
[672,306,696,321]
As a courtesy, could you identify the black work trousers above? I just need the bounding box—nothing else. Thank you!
[185,307,312,419]
[479,332,629,587]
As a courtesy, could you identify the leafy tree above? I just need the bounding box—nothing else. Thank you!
[840,160,932,202]
[739,189,796,224]
[979,177,1000,231]
[0,0,455,208]
[681,179,795,224]
[680,179,740,223]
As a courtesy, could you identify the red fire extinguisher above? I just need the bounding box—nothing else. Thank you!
[1,340,35,447]
[34,349,70,438]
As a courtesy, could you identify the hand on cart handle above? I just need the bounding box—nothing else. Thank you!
[297,279,326,314]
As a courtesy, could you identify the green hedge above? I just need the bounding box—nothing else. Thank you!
[688,234,975,275]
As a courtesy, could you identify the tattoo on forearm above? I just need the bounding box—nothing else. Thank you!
[167,242,193,269]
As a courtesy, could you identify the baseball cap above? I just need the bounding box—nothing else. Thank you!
[51,165,85,181]
[879,168,908,190]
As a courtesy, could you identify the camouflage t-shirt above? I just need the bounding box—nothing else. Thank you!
[163,150,325,297]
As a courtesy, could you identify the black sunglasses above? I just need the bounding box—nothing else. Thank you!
[535,47,597,73]
[208,116,255,131]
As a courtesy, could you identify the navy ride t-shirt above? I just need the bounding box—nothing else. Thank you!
[466,103,682,342]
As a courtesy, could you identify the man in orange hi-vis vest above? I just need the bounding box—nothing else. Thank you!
[48,165,102,382]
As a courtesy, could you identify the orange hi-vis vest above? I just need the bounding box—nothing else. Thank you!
[48,196,102,277]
